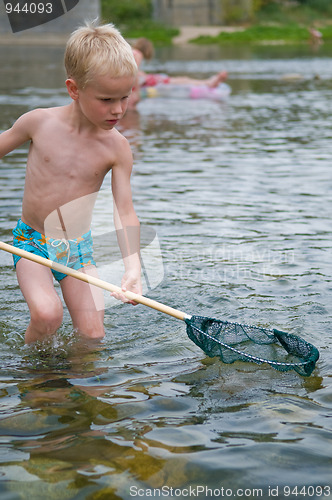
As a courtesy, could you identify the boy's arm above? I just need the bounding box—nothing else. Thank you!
[0,110,39,158]
[111,136,141,303]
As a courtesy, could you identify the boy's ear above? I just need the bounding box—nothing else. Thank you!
[66,78,80,100]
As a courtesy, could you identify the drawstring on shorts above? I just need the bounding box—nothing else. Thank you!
[50,238,77,266]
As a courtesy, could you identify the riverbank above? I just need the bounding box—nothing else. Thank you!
[172,26,245,45]
[173,23,332,45]
[1,22,332,47]
[0,26,244,46]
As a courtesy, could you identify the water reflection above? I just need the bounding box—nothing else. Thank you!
[0,45,66,91]
[0,42,331,499]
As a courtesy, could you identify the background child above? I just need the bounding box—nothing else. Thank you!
[0,22,141,344]
[129,37,228,109]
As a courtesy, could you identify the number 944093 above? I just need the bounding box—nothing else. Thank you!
[5,2,53,14]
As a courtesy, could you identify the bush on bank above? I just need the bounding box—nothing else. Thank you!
[101,0,332,44]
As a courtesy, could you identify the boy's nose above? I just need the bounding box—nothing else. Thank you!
[110,100,123,115]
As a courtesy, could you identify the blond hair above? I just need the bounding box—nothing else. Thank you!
[64,22,137,88]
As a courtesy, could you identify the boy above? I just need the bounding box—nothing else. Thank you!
[0,23,142,344]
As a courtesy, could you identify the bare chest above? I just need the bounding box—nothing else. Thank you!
[29,128,113,186]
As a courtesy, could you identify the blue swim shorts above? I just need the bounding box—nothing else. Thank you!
[12,219,96,282]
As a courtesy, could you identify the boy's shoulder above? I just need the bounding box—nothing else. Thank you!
[9,107,59,140]
[102,128,133,169]
[17,107,59,128]
[109,127,131,152]
[24,106,56,118]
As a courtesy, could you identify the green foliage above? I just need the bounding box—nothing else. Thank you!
[222,0,253,24]
[252,0,271,12]
[123,22,179,45]
[100,0,332,45]
[297,0,332,12]
[101,0,177,44]
[321,26,332,39]
[193,23,332,45]
[101,0,152,24]
[255,0,332,23]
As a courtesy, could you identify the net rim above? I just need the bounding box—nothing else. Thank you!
[186,316,319,370]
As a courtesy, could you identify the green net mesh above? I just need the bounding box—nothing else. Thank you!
[186,315,319,376]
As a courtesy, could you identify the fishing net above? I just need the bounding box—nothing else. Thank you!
[186,316,319,376]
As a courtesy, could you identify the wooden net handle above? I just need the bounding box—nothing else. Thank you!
[0,241,189,322]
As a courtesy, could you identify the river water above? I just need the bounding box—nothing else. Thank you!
[0,42,331,500]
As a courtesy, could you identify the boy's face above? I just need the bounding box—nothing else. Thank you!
[68,73,135,130]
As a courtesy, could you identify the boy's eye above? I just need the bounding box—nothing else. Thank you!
[99,97,128,102]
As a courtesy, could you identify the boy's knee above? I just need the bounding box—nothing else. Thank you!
[30,296,63,334]
[73,314,105,340]
[82,326,105,340]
